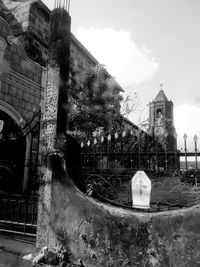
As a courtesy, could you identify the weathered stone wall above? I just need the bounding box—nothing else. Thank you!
[0,0,98,70]
[70,34,97,76]
[0,0,117,81]
[0,0,50,65]
[0,16,45,192]
[41,167,200,267]
[17,1,50,66]
[0,16,44,122]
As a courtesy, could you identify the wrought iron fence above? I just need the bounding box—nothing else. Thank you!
[71,130,200,212]
[79,130,178,171]
[0,193,38,236]
[0,108,42,194]
[78,130,200,171]
[0,109,41,236]
[24,109,41,194]
[83,173,200,212]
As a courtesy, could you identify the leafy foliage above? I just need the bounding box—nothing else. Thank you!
[68,63,123,135]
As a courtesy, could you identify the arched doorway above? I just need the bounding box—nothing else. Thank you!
[0,110,26,193]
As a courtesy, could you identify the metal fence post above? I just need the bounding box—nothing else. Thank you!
[183,133,188,170]
[194,135,198,170]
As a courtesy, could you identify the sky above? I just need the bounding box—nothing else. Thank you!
[43,0,200,150]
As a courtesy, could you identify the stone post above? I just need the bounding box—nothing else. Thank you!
[36,6,71,248]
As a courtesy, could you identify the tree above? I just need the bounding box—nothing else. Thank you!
[120,92,140,117]
[68,63,123,136]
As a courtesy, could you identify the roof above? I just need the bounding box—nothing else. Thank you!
[153,90,169,102]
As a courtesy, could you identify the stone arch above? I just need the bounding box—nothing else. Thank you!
[0,99,24,126]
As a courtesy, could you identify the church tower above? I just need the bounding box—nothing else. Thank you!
[149,85,177,151]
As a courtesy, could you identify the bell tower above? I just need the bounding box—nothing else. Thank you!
[149,85,177,151]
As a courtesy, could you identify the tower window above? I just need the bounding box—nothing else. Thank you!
[156,108,163,118]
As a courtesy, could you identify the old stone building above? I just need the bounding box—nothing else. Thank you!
[0,15,45,193]
[0,0,123,193]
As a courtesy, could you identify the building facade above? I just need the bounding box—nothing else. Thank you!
[0,15,45,193]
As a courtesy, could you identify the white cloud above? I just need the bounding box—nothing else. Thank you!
[174,104,200,150]
[75,27,159,86]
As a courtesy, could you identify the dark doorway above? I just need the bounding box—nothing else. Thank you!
[0,111,26,193]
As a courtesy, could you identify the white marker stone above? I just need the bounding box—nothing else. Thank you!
[131,171,151,209]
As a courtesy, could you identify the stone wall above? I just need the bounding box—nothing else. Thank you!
[0,0,120,84]
[70,34,97,75]
[0,16,44,122]
[38,164,200,267]
[17,1,50,66]
[0,0,50,65]
[0,16,45,192]
[0,0,98,70]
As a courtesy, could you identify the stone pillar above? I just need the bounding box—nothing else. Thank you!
[36,7,71,248]
[36,64,60,248]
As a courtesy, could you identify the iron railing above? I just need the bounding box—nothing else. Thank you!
[83,172,200,212]
[78,130,200,171]
[0,194,38,236]
[64,131,200,212]
[78,130,177,171]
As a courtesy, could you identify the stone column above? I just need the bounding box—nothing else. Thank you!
[36,64,60,248]
[36,7,71,248]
